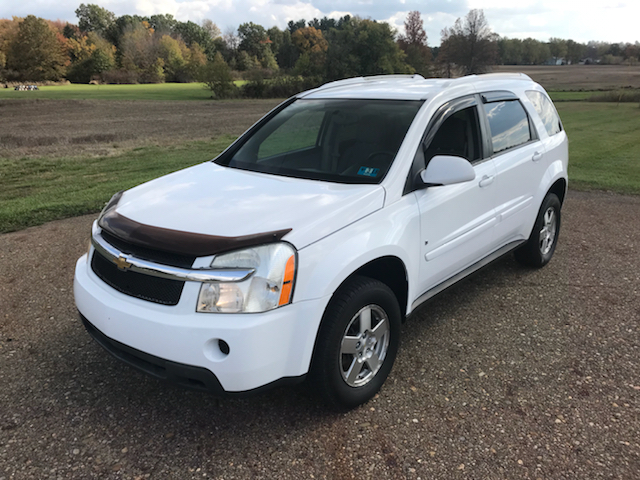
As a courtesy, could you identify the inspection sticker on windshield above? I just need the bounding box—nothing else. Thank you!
[358,167,380,177]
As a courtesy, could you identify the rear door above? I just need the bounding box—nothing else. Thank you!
[479,91,546,247]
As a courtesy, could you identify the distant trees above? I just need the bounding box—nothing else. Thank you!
[324,17,410,80]
[119,22,162,82]
[292,27,327,76]
[548,37,568,60]
[174,21,216,57]
[236,22,278,70]
[66,31,115,82]
[201,19,221,41]
[200,52,236,98]
[0,18,20,79]
[398,11,432,76]
[75,3,114,36]
[522,38,550,64]
[566,40,586,64]
[439,9,497,76]
[6,15,68,81]
[1,4,640,86]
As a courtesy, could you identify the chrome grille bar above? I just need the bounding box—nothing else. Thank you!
[91,228,254,283]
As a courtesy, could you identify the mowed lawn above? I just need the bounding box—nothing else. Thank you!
[0,99,639,233]
[557,102,640,194]
[0,137,235,233]
[0,81,606,103]
[0,80,616,103]
[0,82,245,101]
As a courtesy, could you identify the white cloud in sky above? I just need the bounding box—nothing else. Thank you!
[474,0,640,43]
[0,0,638,43]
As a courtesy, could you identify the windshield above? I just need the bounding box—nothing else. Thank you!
[216,98,423,184]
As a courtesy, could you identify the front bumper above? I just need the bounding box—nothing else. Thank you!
[74,253,329,393]
[79,314,305,395]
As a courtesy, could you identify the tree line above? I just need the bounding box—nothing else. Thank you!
[0,4,639,96]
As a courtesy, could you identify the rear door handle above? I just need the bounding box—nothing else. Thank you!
[479,175,494,188]
[532,151,543,162]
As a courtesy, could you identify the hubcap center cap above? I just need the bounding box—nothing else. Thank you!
[356,332,376,361]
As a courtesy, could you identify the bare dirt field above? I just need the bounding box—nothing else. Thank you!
[0,99,281,159]
[0,190,639,479]
[1,66,638,159]
[495,65,640,91]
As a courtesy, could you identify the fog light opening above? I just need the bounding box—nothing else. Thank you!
[218,339,230,356]
[203,338,230,362]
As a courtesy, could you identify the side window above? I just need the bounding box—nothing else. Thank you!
[424,106,482,164]
[483,100,532,154]
[257,109,324,159]
[526,90,563,136]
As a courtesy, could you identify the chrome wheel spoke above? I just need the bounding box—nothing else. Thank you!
[340,304,391,388]
[371,318,389,339]
[366,351,381,374]
[345,357,365,385]
[341,336,360,355]
[539,207,557,255]
[359,307,372,333]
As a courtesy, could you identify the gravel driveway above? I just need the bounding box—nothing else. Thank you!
[0,189,638,479]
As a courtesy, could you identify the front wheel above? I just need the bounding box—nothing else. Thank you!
[310,276,401,410]
[515,192,561,268]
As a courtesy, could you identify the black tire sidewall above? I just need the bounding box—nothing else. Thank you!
[312,277,401,410]
[516,193,561,267]
[536,193,561,265]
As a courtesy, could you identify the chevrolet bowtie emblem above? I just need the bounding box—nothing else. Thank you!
[113,255,132,271]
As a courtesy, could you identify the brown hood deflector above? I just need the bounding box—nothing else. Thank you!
[98,209,292,257]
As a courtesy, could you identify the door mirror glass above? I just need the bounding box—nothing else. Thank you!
[420,155,476,187]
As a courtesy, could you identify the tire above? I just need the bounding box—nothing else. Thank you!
[310,276,401,410]
[514,192,561,268]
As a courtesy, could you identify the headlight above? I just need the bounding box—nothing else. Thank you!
[197,243,296,313]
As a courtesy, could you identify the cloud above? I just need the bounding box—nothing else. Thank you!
[0,0,637,42]
[475,0,640,43]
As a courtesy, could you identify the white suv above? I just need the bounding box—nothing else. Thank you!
[74,73,568,409]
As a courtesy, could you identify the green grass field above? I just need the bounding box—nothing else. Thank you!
[0,136,235,233]
[548,91,596,102]
[557,102,640,194]
[0,82,247,101]
[0,82,625,103]
[1,99,639,233]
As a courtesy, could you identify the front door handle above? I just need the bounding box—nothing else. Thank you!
[479,175,494,188]
[532,151,543,162]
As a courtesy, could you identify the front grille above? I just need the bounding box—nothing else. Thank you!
[91,251,185,306]
[101,230,196,268]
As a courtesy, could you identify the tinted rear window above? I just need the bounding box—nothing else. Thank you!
[526,90,563,137]
[483,100,532,154]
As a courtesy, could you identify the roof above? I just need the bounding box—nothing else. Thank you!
[300,73,536,101]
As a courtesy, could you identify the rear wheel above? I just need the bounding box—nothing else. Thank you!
[515,192,561,268]
[310,276,401,410]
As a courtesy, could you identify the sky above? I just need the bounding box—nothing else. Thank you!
[1,0,638,45]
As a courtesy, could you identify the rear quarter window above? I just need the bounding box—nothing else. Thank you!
[526,90,563,137]
[483,100,532,154]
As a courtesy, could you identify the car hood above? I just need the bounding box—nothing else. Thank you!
[114,162,386,250]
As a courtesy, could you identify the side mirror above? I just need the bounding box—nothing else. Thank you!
[420,155,476,187]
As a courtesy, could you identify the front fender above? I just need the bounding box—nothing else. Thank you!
[294,194,421,317]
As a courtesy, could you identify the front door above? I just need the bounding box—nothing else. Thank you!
[413,99,498,297]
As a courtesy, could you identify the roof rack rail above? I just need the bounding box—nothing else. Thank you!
[312,74,425,93]
[449,72,533,85]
